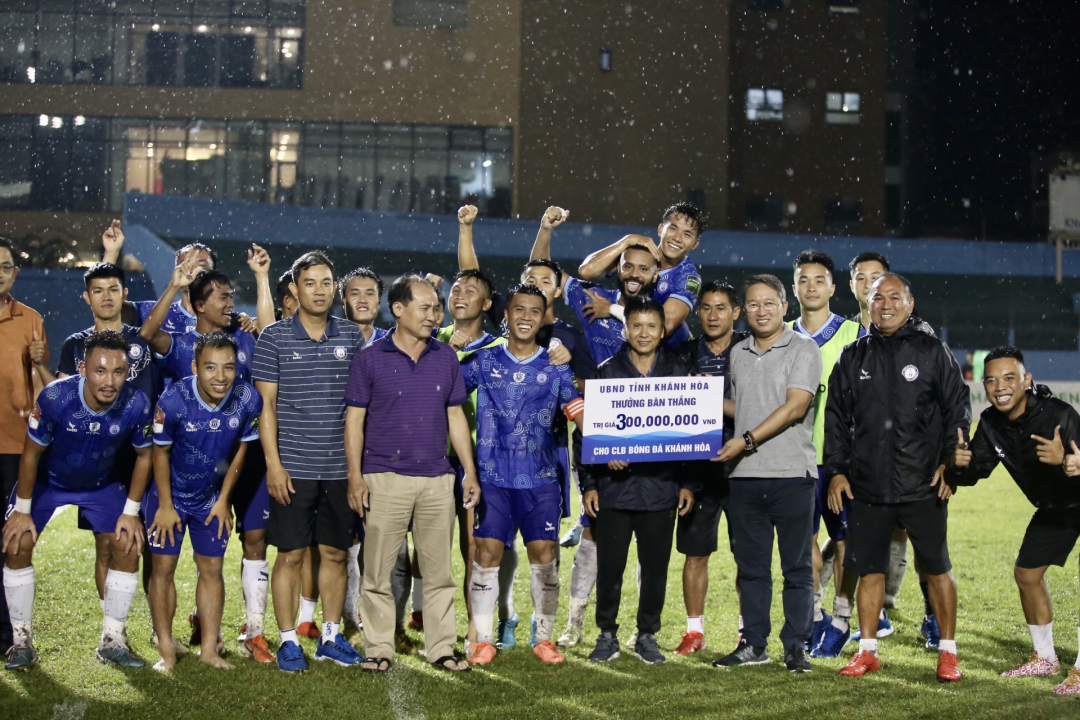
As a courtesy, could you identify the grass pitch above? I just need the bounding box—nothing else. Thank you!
[1,465,1078,720]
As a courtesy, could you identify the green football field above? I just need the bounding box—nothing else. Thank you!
[2,465,1078,720]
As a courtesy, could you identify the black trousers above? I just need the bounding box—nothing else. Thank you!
[728,475,816,652]
[593,507,676,636]
[0,453,21,653]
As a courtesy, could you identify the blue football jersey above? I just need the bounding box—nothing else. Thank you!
[133,299,197,334]
[564,278,626,366]
[153,376,262,512]
[653,256,699,346]
[58,324,164,405]
[363,326,389,348]
[461,345,581,490]
[28,376,153,491]
[159,328,257,384]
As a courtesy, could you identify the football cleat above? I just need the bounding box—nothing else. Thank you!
[96,642,145,668]
[314,634,361,667]
[496,613,519,649]
[241,634,276,663]
[937,650,961,682]
[468,641,497,665]
[675,631,706,656]
[839,650,881,677]
[277,640,307,673]
[560,524,583,548]
[557,624,583,649]
[4,645,38,671]
[297,621,321,640]
[533,640,565,664]
[810,612,832,651]
[810,623,850,658]
[1002,652,1059,678]
[1052,666,1080,695]
[851,610,893,641]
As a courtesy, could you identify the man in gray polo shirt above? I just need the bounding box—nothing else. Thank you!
[711,273,821,673]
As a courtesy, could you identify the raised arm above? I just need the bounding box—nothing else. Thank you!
[457,205,480,271]
[247,243,275,332]
[529,205,570,263]
[140,249,200,355]
[578,234,658,280]
[101,219,124,265]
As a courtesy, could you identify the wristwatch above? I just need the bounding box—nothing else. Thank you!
[743,431,757,452]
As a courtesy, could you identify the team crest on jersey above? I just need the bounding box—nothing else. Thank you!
[153,407,165,434]
[109,424,121,436]
[129,345,143,360]
[658,281,669,293]
[901,365,919,382]
[536,371,549,384]
[513,371,526,383]
[334,346,347,360]
[238,351,247,363]
[228,416,240,429]
[88,422,101,434]
[29,403,41,430]
[209,418,221,430]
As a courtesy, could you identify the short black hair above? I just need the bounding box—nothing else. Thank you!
[193,330,239,363]
[452,268,494,300]
[872,271,912,297]
[0,237,15,261]
[662,202,706,236]
[624,296,666,326]
[697,280,739,309]
[621,243,659,266]
[506,283,547,310]
[984,346,1025,369]
[387,273,431,315]
[83,262,125,290]
[794,250,835,277]
[175,242,218,268]
[848,251,890,275]
[522,258,563,290]
[276,270,294,307]
[742,273,787,304]
[339,267,384,303]
[291,251,335,284]
[84,329,131,363]
[190,269,232,307]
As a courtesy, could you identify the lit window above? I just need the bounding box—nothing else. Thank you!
[746,88,783,121]
[826,92,861,124]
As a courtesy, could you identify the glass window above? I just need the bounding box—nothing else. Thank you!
[38,12,76,83]
[0,11,35,83]
[300,124,341,207]
[824,199,862,234]
[746,88,783,121]
[225,120,267,202]
[745,196,783,231]
[393,0,468,29]
[340,124,376,210]
[268,123,299,204]
[74,14,113,83]
[0,115,32,209]
[826,91,861,124]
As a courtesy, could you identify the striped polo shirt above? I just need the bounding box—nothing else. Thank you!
[252,314,362,481]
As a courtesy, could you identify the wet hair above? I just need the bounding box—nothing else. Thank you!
[506,283,547,310]
[83,262,125,290]
[452,268,494,300]
[871,271,912,297]
[175,242,218,268]
[624,296,666,326]
[697,280,739,309]
[984,346,1025,369]
[621,243,659,266]
[522,259,563,290]
[662,202,706,237]
[84,329,131,363]
[848,251,890,275]
[741,273,787,305]
[291,251,334,283]
[0,237,13,254]
[793,250,835,278]
[387,273,432,314]
[339,267,384,303]
[193,330,239,363]
[190,269,232,307]
[276,270,295,308]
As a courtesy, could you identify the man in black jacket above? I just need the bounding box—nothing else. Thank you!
[949,346,1080,696]
[582,297,695,666]
[825,273,970,683]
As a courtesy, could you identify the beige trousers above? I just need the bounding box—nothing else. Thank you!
[360,471,456,661]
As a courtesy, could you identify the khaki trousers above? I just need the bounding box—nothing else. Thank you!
[360,472,456,661]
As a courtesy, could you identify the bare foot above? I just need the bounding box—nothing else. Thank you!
[173,638,190,657]
[153,654,177,672]
[199,653,235,670]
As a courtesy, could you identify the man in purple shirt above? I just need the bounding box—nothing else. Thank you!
[345,274,480,673]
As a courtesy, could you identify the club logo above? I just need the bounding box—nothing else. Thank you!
[88,422,101,434]
[658,281,669,293]
[238,351,247,363]
[228,416,240,429]
[334,346,347,360]
[513,371,526,383]
[901,365,920,382]
[128,345,143,360]
[109,424,121,436]
[536,372,549,384]
[209,418,221,430]
[153,407,165,434]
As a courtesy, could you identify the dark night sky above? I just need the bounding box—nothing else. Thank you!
[906,0,1080,240]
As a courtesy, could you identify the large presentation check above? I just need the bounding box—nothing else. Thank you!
[581,377,725,463]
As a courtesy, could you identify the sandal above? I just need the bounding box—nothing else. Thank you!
[431,655,471,672]
[361,657,392,673]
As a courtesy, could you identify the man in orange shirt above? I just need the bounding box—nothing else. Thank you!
[0,237,51,657]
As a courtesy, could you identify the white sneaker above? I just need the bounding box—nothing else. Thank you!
[557,624,583,648]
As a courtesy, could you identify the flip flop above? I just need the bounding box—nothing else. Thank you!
[431,655,471,672]
[361,657,392,673]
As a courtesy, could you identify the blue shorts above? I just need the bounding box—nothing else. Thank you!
[7,482,127,536]
[474,482,563,548]
[814,466,848,541]
[232,474,270,536]
[142,486,229,558]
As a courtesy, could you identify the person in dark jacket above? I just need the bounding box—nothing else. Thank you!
[825,272,970,683]
[582,297,695,666]
[948,346,1080,695]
